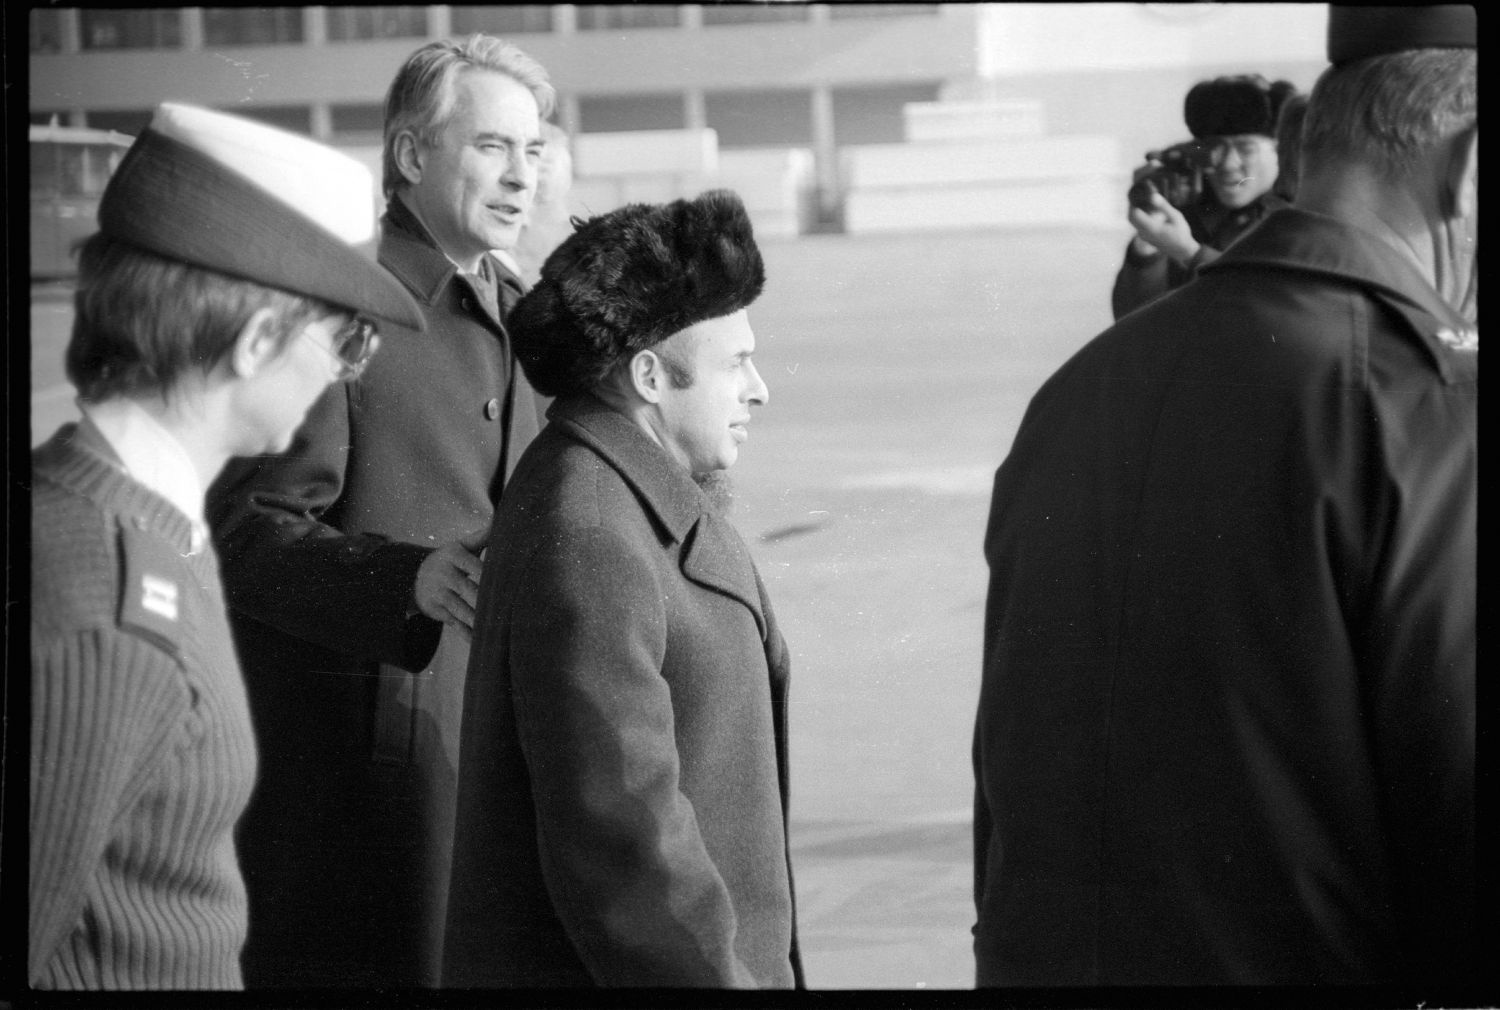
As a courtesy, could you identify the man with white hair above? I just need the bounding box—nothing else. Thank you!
[207,34,557,987]
[30,102,420,990]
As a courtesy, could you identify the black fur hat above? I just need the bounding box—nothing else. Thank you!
[1183,75,1298,139]
[1328,5,1475,65]
[508,188,765,398]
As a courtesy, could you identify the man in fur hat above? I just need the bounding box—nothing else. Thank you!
[973,4,1475,988]
[443,190,802,989]
[1112,73,1299,319]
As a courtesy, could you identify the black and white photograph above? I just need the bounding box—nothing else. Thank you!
[12,3,1479,1004]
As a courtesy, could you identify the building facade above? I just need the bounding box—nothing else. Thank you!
[29,5,980,219]
[28,5,1328,228]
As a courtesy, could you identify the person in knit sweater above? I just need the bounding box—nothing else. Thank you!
[29,103,420,990]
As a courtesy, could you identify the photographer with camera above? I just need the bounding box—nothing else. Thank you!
[1111,74,1298,320]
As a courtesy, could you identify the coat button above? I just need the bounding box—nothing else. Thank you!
[484,398,501,420]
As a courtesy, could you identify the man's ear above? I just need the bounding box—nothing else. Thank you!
[393,130,425,187]
[628,349,665,404]
[1442,126,1477,222]
[229,308,285,379]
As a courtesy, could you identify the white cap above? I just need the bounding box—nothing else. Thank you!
[150,102,375,245]
[98,102,421,330]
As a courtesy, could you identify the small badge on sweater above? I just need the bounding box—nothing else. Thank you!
[118,521,184,656]
[141,574,179,620]
[1435,326,1478,352]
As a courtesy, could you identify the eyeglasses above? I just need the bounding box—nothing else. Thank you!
[1205,135,1272,167]
[304,316,379,381]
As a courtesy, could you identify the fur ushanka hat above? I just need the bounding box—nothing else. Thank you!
[1183,75,1299,140]
[508,188,765,398]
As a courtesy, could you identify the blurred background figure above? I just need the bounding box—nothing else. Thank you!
[504,119,575,287]
[29,102,418,991]
[1112,73,1298,319]
[1271,91,1310,202]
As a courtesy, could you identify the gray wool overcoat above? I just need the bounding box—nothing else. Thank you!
[443,394,803,988]
[207,200,543,988]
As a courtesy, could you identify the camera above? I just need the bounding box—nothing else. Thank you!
[1128,141,1209,212]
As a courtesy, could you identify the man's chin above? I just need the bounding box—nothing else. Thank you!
[485,226,524,254]
[693,470,735,514]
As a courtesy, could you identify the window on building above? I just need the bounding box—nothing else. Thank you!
[330,104,386,141]
[701,6,811,26]
[828,5,940,20]
[704,89,814,148]
[326,7,428,41]
[832,82,941,145]
[451,6,554,35]
[203,9,304,46]
[80,10,182,50]
[577,93,684,133]
[82,110,154,137]
[33,141,125,199]
[575,6,682,31]
[31,10,65,53]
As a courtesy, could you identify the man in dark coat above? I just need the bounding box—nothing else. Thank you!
[1111,74,1297,319]
[206,35,554,987]
[444,190,803,988]
[974,5,1476,990]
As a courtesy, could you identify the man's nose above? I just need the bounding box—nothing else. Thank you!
[502,152,535,191]
[745,360,769,406]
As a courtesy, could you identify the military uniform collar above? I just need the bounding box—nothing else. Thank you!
[39,421,199,556]
[550,394,710,543]
[1204,207,1477,377]
[77,398,208,553]
[378,195,525,312]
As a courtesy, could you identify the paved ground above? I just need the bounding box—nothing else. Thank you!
[28,225,1128,991]
[731,228,1123,988]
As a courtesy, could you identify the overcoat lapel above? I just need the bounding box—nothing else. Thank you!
[554,396,768,637]
[681,513,767,639]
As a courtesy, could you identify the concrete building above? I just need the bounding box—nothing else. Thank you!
[29,5,1327,234]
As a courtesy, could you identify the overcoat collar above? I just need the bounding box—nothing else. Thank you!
[378,196,525,318]
[1203,207,1476,380]
[550,394,767,636]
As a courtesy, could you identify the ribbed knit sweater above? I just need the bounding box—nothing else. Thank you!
[30,425,257,989]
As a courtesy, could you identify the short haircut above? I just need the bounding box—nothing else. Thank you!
[67,233,336,403]
[381,34,556,201]
[1302,49,1476,181]
[652,330,696,390]
[1272,93,1310,202]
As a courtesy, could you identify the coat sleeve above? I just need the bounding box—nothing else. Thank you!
[1111,239,1223,321]
[508,525,756,987]
[1355,377,1476,979]
[1110,240,1172,320]
[206,381,441,671]
[29,629,187,983]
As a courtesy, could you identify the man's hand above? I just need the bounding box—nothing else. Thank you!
[413,526,489,641]
[1128,191,1201,266]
